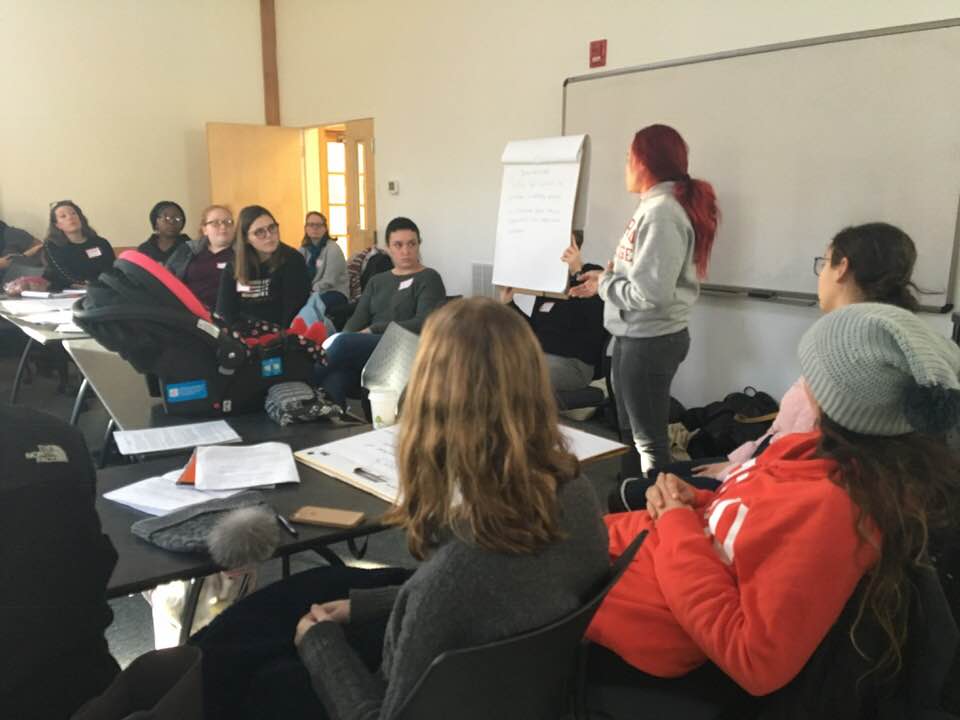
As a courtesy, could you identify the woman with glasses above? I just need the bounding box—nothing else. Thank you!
[300,211,349,309]
[137,201,190,264]
[166,205,236,309]
[216,205,311,327]
[613,222,921,511]
[42,200,115,291]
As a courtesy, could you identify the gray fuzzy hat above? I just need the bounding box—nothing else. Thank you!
[798,303,960,436]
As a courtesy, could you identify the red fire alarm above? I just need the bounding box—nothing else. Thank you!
[589,39,607,68]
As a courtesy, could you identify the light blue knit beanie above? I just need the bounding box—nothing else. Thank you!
[798,303,960,436]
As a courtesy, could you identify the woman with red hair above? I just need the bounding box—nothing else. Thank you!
[572,124,719,476]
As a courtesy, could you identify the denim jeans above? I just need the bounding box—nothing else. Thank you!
[315,332,382,407]
[612,330,690,474]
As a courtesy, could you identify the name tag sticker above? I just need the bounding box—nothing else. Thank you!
[86,247,102,258]
[216,262,227,270]
[539,302,555,313]
[398,278,414,291]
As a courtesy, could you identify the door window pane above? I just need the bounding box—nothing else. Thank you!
[359,206,366,230]
[357,143,365,174]
[329,205,348,236]
[326,141,345,173]
[327,174,346,205]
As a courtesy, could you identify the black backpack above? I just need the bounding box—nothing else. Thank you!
[682,387,780,459]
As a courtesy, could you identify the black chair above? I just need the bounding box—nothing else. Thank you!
[582,563,959,720]
[390,530,648,720]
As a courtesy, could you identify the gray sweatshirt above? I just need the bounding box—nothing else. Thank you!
[599,182,698,338]
[297,474,609,720]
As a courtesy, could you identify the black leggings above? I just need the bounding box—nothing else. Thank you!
[190,565,412,720]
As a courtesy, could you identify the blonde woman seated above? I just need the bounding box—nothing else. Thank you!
[191,297,609,720]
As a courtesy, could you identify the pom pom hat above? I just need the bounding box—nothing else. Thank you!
[799,302,960,436]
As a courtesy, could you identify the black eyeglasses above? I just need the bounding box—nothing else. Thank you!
[250,222,280,240]
[305,222,326,229]
[204,218,234,228]
[158,215,184,224]
[813,256,828,276]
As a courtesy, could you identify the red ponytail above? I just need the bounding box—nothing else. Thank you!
[631,125,720,279]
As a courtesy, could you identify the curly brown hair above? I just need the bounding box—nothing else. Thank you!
[383,297,580,560]
[817,415,960,678]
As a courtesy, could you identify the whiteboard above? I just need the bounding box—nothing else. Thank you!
[564,21,960,308]
[492,135,588,294]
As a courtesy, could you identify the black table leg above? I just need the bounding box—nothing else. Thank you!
[98,418,116,469]
[10,337,34,404]
[313,546,346,567]
[69,377,90,425]
[178,576,205,646]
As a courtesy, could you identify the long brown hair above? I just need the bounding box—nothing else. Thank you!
[384,297,580,560]
[817,415,960,678]
[631,124,719,279]
[829,223,918,312]
[45,200,98,247]
[233,205,281,284]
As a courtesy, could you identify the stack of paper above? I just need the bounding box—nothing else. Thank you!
[104,468,241,516]
[0,297,77,315]
[113,420,241,456]
[21,288,86,299]
[19,309,74,326]
[295,424,627,505]
[195,442,299,490]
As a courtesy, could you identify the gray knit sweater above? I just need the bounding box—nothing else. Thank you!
[297,474,609,720]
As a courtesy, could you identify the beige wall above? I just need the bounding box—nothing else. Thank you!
[0,0,264,245]
[275,0,959,296]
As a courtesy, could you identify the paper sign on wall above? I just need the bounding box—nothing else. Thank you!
[492,134,589,295]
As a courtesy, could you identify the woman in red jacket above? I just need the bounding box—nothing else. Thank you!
[587,302,960,698]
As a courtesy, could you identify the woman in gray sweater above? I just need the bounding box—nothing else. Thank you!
[192,297,609,720]
[315,216,446,408]
[572,124,720,476]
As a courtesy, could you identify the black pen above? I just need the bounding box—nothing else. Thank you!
[276,513,298,537]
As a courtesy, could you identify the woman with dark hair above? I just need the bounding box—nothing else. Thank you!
[191,297,609,720]
[215,205,311,327]
[42,200,115,291]
[589,302,960,708]
[137,201,190,264]
[300,211,349,308]
[315,216,446,408]
[572,124,719,476]
[615,222,922,509]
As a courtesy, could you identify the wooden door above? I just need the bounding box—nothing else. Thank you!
[343,118,377,257]
[206,122,305,249]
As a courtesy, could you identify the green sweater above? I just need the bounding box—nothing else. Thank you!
[344,267,446,334]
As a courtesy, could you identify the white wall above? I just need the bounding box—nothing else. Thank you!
[275,1,957,405]
[0,0,264,247]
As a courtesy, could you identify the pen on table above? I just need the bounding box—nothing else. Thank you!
[276,513,298,537]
